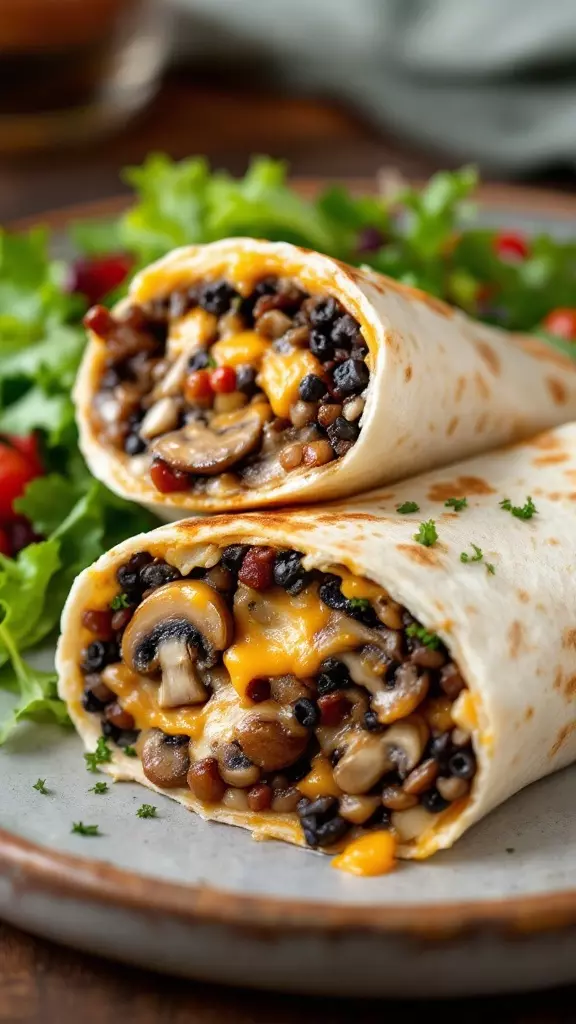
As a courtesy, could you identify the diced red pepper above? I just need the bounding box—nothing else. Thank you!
[3,432,43,477]
[493,231,529,262]
[184,369,214,402]
[69,254,133,306]
[150,458,190,494]
[543,308,576,341]
[83,304,115,337]
[0,442,41,522]
[238,547,275,590]
[210,366,237,394]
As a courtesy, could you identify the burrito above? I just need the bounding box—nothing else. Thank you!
[57,423,576,875]
[76,238,576,516]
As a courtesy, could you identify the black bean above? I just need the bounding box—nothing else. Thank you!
[82,689,106,713]
[221,544,250,573]
[117,552,153,594]
[235,365,258,396]
[293,698,320,729]
[315,816,350,847]
[164,733,191,747]
[328,416,359,442]
[82,641,119,673]
[273,549,308,593]
[100,367,122,389]
[298,795,337,820]
[448,749,477,780]
[302,825,318,847]
[117,729,140,748]
[331,314,361,348]
[420,788,450,814]
[317,658,350,695]
[224,740,254,769]
[318,576,348,612]
[298,374,326,402]
[102,720,122,743]
[198,280,238,316]
[309,297,341,327]
[367,808,392,829]
[352,339,369,358]
[429,732,453,770]
[124,433,146,456]
[363,711,384,733]
[283,757,313,784]
[140,561,182,590]
[309,329,334,361]
[188,350,211,371]
[333,358,370,395]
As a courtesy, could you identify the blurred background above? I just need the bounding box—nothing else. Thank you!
[1,0,575,220]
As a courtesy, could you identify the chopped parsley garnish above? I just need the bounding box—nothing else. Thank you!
[460,543,483,564]
[136,804,157,819]
[406,623,441,650]
[445,497,467,511]
[348,598,371,612]
[486,562,496,575]
[72,822,101,836]
[123,746,137,757]
[206,355,217,368]
[413,519,438,547]
[499,496,537,521]
[397,501,420,514]
[84,735,112,773]
[33,778,49,794]
[89,781,109,794]
[110,592,130,610]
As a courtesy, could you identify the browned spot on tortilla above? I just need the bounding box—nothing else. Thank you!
[474,339,501,376]
[525,706,534,721]
[530,430,563,451]
[547,377,568,405]
[465,605,478,616]
[475,412,489,434]
[447,416,459,437]
[517,589,530,604]
[454,376,466,402]
[404,365,413,383]
[376,275,455,318]
[548,492,562,501]
[548,537,560,547]
[314,511,379,525]
[564,677,576,700]
[554,668,564,691]
[565,470,576,482]
[508,620,524,659]
[513,334,575,370]
[427,476,495,501]
[550,721,576,758]
[563,629,576,650]
[397,543,441,567]
[474,372,490,400]
[534,453,569,466]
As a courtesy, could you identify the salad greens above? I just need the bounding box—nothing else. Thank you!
[0,154,574,742]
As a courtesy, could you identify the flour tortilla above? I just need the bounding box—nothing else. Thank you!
[74,238,576,518]
[57,423,576,859]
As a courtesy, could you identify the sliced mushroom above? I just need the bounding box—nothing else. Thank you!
[141,729,190,788]
[234,710,309,771]
[339,647,389,696]
[371,664,430,725]
[151,404,271,475]
[382,715,429,779]
[121,580,232,708]
[139,397,181,441]
[333,732,394,795]
[218,741,261,787]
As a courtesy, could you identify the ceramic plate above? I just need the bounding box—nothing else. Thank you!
[2,183,576,1000]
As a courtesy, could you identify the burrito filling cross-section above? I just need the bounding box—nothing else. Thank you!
[74,543,476,866]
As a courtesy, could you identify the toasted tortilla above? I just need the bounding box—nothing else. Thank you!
[75,238,576,517]
[57,422,576,860]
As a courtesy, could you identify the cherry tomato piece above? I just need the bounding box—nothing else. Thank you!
[543,308,576,341]
[83,304,115,337]
[69,254,133,306]
[7,516,41,554]
[0,444,39,522]
[184,369,214,402]
[0,527,11,557]
[150,459,190,493]
[210,366,237,394]
[493,232,529,262]
[3,432,43,477]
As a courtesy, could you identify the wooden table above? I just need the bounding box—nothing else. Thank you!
[1,71,575,1022]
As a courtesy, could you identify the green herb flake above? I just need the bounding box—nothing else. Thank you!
[84,735,112,773]
[486,562,496,575]
[110,593,130,610]
[413,519,438,547]
[72,822,101,836]
[123,746,138,757]
[136,804,157,819]
[460,543,483,564]
[499,496,537,521]
[33,778,49,794]
[406,623,441,650]
[444,497,468,511]
[89,781,109,794]
[396,501,420,515]
[348,598,371,612]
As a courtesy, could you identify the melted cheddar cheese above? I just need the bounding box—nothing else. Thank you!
[257,347,323,419]
[332,831,397,876]
[167,307,217,358]
[210,331,268,369]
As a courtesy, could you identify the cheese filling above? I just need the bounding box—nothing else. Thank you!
[85,269,372,502]
[77,543,478,873]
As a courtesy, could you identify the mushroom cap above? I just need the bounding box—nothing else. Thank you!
[151,403,271,475]
[121,579,233,673]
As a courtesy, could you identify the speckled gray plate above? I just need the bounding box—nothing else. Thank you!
[2,184,576,999]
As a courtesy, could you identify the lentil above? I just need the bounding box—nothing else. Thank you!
[247,783,273,811]
[279,443,304,470]
[302,440,334,467]
[402,757,439,795]
[187,758,226,803]
[437,775,470,802]
[343,396,365,422]
[317,402,342,427]
[381,785,418,811]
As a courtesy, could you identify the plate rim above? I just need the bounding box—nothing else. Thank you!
[4,177,576,943]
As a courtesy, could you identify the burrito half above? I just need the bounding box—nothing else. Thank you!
[56,423,576,874]
[76,238,576,516]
